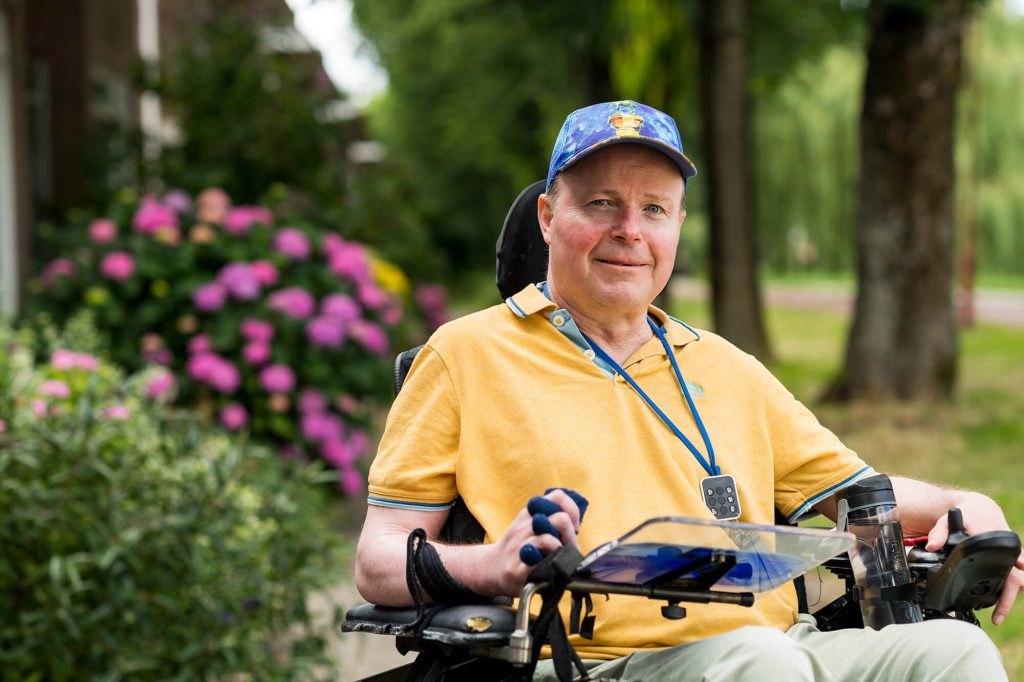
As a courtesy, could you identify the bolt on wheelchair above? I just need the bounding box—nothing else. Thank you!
[342,181,1021,682]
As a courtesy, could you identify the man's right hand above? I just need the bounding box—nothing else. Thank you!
[355,488,584,606]
[485,488,584,595]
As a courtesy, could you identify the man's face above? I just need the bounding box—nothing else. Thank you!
[538,144,686,321]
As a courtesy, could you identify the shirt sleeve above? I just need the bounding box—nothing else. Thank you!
[752,357,874,522]
[366,343,461,511]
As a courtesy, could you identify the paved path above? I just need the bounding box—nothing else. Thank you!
[670,277,1024,328]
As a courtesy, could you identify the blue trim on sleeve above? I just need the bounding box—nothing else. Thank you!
[367,495,455,512]
[786,466,875,523]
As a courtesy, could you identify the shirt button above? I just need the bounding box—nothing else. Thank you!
[584,349,595,359]
[552,314,566,327]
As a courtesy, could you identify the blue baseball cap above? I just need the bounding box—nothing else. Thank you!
[545,100,697,191]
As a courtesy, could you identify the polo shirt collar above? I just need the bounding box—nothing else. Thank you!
[504,283,556,318]
[505,283,701,349]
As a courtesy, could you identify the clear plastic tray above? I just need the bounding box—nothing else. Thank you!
[576,517,854,593]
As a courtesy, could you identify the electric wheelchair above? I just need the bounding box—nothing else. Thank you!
[341,181,1021,682]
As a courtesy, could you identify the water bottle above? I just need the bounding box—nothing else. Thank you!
[836,474,923,629]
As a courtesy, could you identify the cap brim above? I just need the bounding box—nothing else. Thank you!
[559,136,697,181]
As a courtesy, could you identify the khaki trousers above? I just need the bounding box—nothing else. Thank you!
[532,615,1006,681]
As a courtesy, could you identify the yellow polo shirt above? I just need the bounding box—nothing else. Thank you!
[368,284,870,659]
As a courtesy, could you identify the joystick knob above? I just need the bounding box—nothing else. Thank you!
[944,508,969,550]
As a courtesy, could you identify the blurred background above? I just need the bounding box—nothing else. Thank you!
[0,0,1022,679]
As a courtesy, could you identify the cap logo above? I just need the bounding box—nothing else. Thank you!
[607,101,643,138]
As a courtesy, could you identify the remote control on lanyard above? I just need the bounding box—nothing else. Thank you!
[701,474,741,521]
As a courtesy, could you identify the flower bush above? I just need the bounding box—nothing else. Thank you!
[0,321,343,679]
[26,186,450,492]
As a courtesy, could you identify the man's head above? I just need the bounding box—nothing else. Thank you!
[538,101,696,321]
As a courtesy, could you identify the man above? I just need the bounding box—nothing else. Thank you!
[356,100,1021,680]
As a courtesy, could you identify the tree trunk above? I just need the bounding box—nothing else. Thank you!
[698,0,771,360]
[834,0,967,400]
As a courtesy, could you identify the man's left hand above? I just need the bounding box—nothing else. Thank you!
[922,491,1024,626]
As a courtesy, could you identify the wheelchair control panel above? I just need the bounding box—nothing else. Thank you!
[815,508,1020,630]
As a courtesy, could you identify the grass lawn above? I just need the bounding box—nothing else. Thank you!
[671,298,1024,679]
[764,270,1024,292]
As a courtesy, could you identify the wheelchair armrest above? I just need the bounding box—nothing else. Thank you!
[342,602,520,650]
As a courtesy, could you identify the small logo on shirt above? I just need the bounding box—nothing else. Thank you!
[685,381,706,399]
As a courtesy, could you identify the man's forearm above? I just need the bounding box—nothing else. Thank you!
[890,476,978,537]
[355,531,499,607]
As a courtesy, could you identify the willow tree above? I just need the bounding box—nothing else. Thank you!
[835,0,975,400]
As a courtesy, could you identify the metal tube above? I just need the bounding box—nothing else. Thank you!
[508,581,548,666]
[567,579,755,607]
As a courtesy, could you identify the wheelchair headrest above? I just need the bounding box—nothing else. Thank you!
[495,180,548,300]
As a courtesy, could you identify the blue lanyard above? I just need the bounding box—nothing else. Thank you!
[583,318,719,477]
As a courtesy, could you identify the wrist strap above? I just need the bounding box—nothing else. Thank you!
[406,528,489,605]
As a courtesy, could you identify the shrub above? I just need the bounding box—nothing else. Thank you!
[25,187,450,493]
[0,323,344,680]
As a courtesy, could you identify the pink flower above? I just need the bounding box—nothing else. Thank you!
[146,370,175,400]
[186,352,217,382]
[143,349,173,366]
[101,404,131,420]
[216,262,261,300]
[268,393,290,413]
[219,402,248,431]
[154,226,182,246]
[240,318,275,342]
[193,282,227,312]
[140,333,164,353]
[241,341,271,365]
[163,189,192,214]
[51,350,97,371]
[305,315,346,348]
[415,283,450,331]
[207,360,241,394]
[187,333,212,355]
[197,187,232,223]
[187,353,240,394]
[268,287,315,319]
[250,259,279,286]
[41,258,76,286]
[298,388,327,414]
[348,428,370,458]
[322,233,344,257]
[39,380,71,399]
[328,241,371,283]
[259,364,295,393]
[350,320,389,356]
[100,251,135,281]
[381,303,403,326]
[88,218,118,244]
[339,466,365,495]
[322,440,354,468]
[31,400,49,417]
[133,196,179,234]
[301,411,343,443]
[320,293,360,323]
[336,393,360,415]
[357,283,388,310]
[224,206,273,234]
[272,228,310,260]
